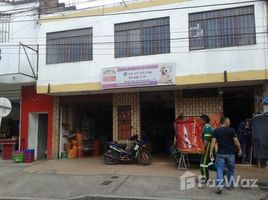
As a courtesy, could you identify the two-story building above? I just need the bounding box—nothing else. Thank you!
[0,0,39,153]
[0,0,74,160]
[33,0,268,159]
[4,0,268,160]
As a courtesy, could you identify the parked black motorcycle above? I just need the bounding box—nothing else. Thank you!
[103,134,152,165]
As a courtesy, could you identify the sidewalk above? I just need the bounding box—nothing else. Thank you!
[0,157,267,200]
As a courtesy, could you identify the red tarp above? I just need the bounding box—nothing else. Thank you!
[176,113,222,154]
[176,118,204,154]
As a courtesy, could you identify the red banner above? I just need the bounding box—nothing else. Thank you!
[175,113,222,153]
[176,118,204,153]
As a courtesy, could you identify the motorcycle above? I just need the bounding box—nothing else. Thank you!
[103,134,152,165]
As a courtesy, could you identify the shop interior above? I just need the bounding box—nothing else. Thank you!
[140,91,175,156]
[0,101,20,158]
[27,112,48,160]
[223,86,255,164]
[60,95,113,158]
[223,87,255,130]
[37,114,48,160]
[0,102,20,139]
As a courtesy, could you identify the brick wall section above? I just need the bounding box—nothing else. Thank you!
[175,91,223,117]
[52,96,60,159]
[113,93,140,143]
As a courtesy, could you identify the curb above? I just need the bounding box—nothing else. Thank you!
[0,195,190,200]
[71,195,187,200]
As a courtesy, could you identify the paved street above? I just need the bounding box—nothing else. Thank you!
[0,157,267,200]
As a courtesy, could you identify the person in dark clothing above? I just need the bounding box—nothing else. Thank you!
[210,116,242,194]
[238,119,252,163]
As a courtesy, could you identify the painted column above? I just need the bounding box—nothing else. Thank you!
[52,96,60,159]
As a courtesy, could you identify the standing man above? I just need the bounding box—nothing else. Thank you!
[210,116,242,194]
[199,115,215,185]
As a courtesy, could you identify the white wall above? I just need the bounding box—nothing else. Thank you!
[37,0,268,87]
[0,2,39,84]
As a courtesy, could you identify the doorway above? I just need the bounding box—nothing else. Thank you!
[223,87,255,164]
[223,87,254,130]
[37,114,48,160]
[28,113,48,160]
[140,91,175,155]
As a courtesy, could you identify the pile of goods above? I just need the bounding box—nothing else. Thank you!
[64,132,85,159]
[12,149,34,163]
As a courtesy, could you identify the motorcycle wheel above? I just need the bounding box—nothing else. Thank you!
[137,150,152,166]
[104,149,117,165]
[104,150,117,165]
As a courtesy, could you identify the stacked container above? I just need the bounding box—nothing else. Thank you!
[24,149,34,163]
[12,151,24,163]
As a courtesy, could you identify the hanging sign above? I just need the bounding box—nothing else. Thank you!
[101,63,175,89]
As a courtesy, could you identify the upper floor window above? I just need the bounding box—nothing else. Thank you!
[115,17,170,58]
[0,14,11,43]
[46,28,93,64]
[189,6,256,50]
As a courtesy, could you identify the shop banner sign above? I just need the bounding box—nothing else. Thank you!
[176,118,204,153]
[101,63,176,89]
[175,114,221,153]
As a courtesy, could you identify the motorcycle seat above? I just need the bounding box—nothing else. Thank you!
[113,143,127,149]
[106,142,127,149]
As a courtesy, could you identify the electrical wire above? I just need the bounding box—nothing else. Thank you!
[0,6,37,13]
[2,23,268,41]
[3,0,265,23]
[1,46,268,55]
[1,31,267,47]
[69,0,263,14]
[8,21,35,37]
[3,40,268,51]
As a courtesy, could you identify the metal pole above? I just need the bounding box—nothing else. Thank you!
[36,44,39,79]
[21,44,36,78]
[250,146,253,166]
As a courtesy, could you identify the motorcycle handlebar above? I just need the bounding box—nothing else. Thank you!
[130,134,139,141]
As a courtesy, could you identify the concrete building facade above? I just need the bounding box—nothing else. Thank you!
[1,0,268,159]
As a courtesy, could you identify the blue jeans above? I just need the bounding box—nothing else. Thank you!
[216,154,235,188]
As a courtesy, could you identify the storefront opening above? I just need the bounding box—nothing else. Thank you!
[223,87,255,164]
[0,101,20,158]
[140,91,175,155]
[60,94,113,157]
[223,87,254,130]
